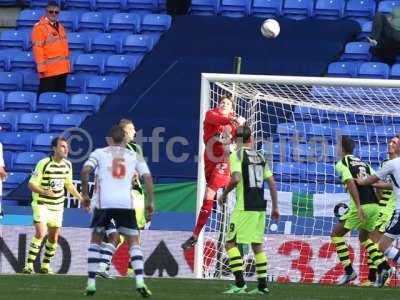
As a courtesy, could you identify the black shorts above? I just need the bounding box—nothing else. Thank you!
[91,208,138,236]
[384,210,400,239]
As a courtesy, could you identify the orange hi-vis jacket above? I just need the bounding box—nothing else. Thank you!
[31,16,70,78]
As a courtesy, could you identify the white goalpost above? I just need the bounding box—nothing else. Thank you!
[195,73,400,285]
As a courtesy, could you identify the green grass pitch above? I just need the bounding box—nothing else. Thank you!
[0,275,399,300]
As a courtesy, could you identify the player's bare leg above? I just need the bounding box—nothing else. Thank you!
[181,187,216,249]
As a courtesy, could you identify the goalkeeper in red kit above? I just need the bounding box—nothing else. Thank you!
[181,95,245,250]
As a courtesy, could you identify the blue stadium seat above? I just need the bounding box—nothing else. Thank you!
[66,74,87,94]
[0,132,34,151]
[16,9,43,29]
[0,0,18,6]
[5,91,37,112]
[273,162,307,181]
[358,21,372,39]
[3,172,28,194]
[74,53,105,74]
[17,112,51,132]
[357,62,390,79]
[22,71,39,92]
[339,124,370,142]
[344,0,375,21]
[3,151,14,170]
[79,12,108,32]
[9,51,35,71]
[105,54,139,74]
[262,142,289,162]
[37,92,69,112]
[67,32,91,52]
[13,151,46,172]
[122,34,153,54]
[109,13,141,33]
[140,14,171,33]
[96,0,126,10]
[86,75,120,94]
[377,1,400,15]
[306,124,336,139]
[218,0,251,17]
[357,145,385,164]
[30,0,63,8]
[0,50,8,71]
[0,112,18,131]
[67,93,101,113]
[389,63,400,79]
[306,163,337,183]
[277,122,309,136]
[371,125,400,142]
[314,0,344,19]
[327,61,359,77]
[32,133,59,152]
[0,72,23,91]
[59,11,80,32]
[281,0,313,19]
[250,0,282,18]
[49,113,86,132]
[341,42,371,61]
[91,33,123,53]
[65,0,95,10]
[126,0,155,12]
[189,0,218,15]
[0,30,31,50]
[0,90,4,110]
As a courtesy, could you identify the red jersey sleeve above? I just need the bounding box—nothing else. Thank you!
[205,109,232,126]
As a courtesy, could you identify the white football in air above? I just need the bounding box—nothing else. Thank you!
[237,116,246,125]
[261,19,280,39]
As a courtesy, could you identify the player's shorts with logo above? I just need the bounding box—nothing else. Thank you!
[32,204,63,228]
[204,161,230,191]
[384,209,400,239]
[376,207,395,232]
[340,203,379,232]
[91,208,138,236]
[227,210,266,244]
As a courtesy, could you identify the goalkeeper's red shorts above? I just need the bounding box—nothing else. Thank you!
[204,161,230,192]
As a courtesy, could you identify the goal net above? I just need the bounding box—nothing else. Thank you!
[195,74,400,285]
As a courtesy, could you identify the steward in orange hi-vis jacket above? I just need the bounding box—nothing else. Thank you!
[32,1,70,94]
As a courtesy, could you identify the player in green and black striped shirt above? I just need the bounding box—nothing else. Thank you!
[22,137,83,274]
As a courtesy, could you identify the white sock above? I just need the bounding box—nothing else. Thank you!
[87,243,100,286]
[384,246,400,263]
[130,245,144,286]
[99,242,116,272]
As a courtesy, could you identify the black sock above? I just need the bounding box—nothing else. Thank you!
[233,271,245,287]
[368,269,377,282]
[257,278,267,290]
[344,265,354,275]
[377,261,390,273]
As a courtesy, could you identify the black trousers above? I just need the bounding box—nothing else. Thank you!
[371,12,400,65]
[38,73,67,95]
[167,0,189,16]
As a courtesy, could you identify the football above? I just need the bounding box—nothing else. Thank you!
[261,19,280,39]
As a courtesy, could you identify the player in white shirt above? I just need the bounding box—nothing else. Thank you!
[356,135,400,287]
[81,125,154,297]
